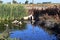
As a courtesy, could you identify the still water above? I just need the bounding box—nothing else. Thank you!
[10,23,57,40]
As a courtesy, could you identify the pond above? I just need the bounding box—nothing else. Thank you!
[9,22,57,40]
[10,23,56,40]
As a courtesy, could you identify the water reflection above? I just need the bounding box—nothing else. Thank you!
[0,20,26,32]
[0,20,27,39]
[10,23,57,40]
[0,20,59,40]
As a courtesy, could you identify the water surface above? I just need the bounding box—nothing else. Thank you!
[10,23,57,40]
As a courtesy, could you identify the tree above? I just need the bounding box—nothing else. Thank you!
[19,2,21,4]
[7,2,11,4]
[37,3,41,4]
[0,0,3,4]
[13,0,17,4]
[25,0,28,4]
[30,2,33,4]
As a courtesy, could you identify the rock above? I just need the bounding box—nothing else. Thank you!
[12,20,19,24]
[23,14,34,21]
[18,21,22,25]
[23,16,29,20]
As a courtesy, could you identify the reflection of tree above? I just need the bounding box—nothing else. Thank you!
[19,22,26,30]
[0,20,11,32]
[0,22,6,32]
[38,23,60,40]
[0,20,27,32]
[12,22,27,30]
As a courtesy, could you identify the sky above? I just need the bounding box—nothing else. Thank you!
[2,0,60,3]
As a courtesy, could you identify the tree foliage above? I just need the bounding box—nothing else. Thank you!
[13,0,18,4]
[25,0,28,4]
[0,0,3,4]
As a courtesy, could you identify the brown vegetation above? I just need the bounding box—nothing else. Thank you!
[28,5,60,23]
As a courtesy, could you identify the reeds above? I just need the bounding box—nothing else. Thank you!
[0,4,27,21]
